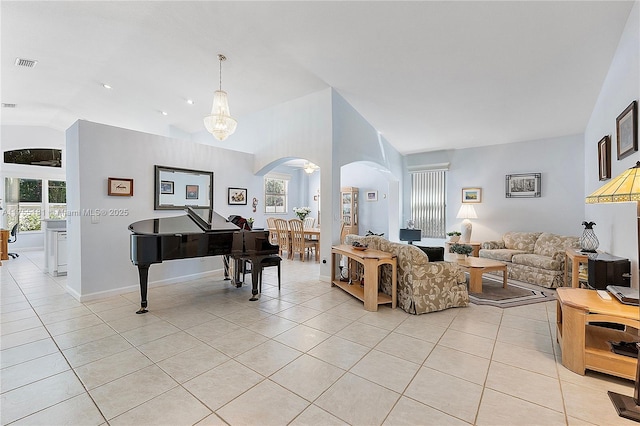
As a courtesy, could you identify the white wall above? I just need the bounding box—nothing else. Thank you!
[406,133,586,244]
[584,1,639,288]
[66,120,261,301]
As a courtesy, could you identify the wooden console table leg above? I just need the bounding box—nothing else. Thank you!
[363,257,379,312]
[391,260,397,309]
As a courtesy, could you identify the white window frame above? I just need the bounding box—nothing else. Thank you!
[264,172,291,214]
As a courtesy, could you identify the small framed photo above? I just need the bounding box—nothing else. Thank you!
[108,177,133,196]
[597,135,611,181]
[366,190,378,201]
[462,187,482,203]
[505,173,541,198]
[228,187,247,205]
[185,185,199,200]
[160,180,174,194]
[616,100,638,160]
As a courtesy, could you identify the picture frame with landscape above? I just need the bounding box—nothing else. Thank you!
[185,185,199,200]
[462,187,482,203]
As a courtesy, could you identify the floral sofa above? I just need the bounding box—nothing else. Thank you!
[344,234,468,314]
[479,232,580,288]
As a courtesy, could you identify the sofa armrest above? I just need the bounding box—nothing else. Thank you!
[482,241,505,250]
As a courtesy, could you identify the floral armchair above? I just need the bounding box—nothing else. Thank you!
[344,235,468,314]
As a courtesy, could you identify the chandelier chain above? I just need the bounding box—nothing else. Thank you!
[218,54,226,91]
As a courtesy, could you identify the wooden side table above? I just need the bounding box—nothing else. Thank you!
[0,229,9,262]
[565,249,588,288]
[445,241,481,257]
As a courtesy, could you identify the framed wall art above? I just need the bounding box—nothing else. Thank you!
[365,190,378,201]
[228,187,247,205]
[107,177,133,196]
[616,100,638,160]
[462,187,482,203]
[597,135,611,181]
[160,180,174,194]
[505,173,541,198]
[185,185,199,200]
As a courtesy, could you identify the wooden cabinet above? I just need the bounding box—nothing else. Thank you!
[556,288,639,380]
[341,187,358,240]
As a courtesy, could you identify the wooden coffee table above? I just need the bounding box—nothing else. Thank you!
[446,255,507,293]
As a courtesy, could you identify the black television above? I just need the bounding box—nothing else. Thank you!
[399,228,421,244]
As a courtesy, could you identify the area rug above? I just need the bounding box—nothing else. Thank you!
[468,275,556,308]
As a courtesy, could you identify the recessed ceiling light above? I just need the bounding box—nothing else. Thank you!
[161,111,168,116]
[102,83,112,89]
[186,99,194,105]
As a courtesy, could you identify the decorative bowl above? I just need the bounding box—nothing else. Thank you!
[353,246,367,251]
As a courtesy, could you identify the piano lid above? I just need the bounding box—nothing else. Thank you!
[128,208,239,235]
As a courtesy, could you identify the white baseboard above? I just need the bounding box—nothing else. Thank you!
[75,268,224,303]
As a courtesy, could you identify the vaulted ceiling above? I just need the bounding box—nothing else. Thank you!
[1,1,635,155]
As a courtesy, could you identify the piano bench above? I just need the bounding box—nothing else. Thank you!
[242,255,282,292]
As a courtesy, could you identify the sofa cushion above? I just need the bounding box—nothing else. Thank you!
[502,232,542,252]
[512,253,562,271]
[480,248,527,262]
[416,246,444,262]
[534,233,580,258]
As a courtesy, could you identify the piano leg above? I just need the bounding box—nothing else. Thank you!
[249,263,259,301]
[136,264,150,314]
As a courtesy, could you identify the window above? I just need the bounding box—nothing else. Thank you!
[264,174,289,214]
[410,170,446,238]
[4,177,66,232]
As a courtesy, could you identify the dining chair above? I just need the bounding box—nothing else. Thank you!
[303,217,315,228]
[289,218,318,261]
[7,223,19,259]
[273,218,291,259]
[266,217,278,245]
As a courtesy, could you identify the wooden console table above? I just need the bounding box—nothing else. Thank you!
[331,245,397,311]
[556,287,640,380]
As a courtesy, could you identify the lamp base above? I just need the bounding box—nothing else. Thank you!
[608,392,640,422]
[460,219,472,243]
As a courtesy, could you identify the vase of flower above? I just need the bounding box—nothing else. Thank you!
[293,206,311,221]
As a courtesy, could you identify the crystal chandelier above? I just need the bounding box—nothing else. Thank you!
[303,162,319,174]
[203,54,237,141]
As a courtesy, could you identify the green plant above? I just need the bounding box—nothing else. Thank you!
[446,231,461,236]
[449,243,473,255]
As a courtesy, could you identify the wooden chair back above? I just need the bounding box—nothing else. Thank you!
[288,218,307,261]
[266,217,278,245]
[303,217,315,229]
[273,218,290,258]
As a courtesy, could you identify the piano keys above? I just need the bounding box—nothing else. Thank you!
[129,208,278,314]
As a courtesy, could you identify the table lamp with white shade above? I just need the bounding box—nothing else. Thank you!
[456,204,477,243]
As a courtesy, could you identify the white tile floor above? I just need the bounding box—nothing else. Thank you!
[1,251,637,425]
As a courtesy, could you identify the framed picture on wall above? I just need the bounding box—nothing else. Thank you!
[462,187,482,203]
[160,180,174,194]
[107,177,133,196]
[185,185,199,200]
[505,173,541,198]
[616,100,638,160]
[365,190,378,201]
[597,135,611,181]
[228,187,247,205]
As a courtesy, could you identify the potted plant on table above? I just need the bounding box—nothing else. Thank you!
[447,231,462,243]
[449,243,473,259]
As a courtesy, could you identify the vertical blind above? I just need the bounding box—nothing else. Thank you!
[411,170,447,238]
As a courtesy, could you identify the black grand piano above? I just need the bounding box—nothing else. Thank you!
[129,208,278,314]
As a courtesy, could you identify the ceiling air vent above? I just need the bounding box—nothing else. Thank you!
[2,103,17,108]
[14,58,38,68]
